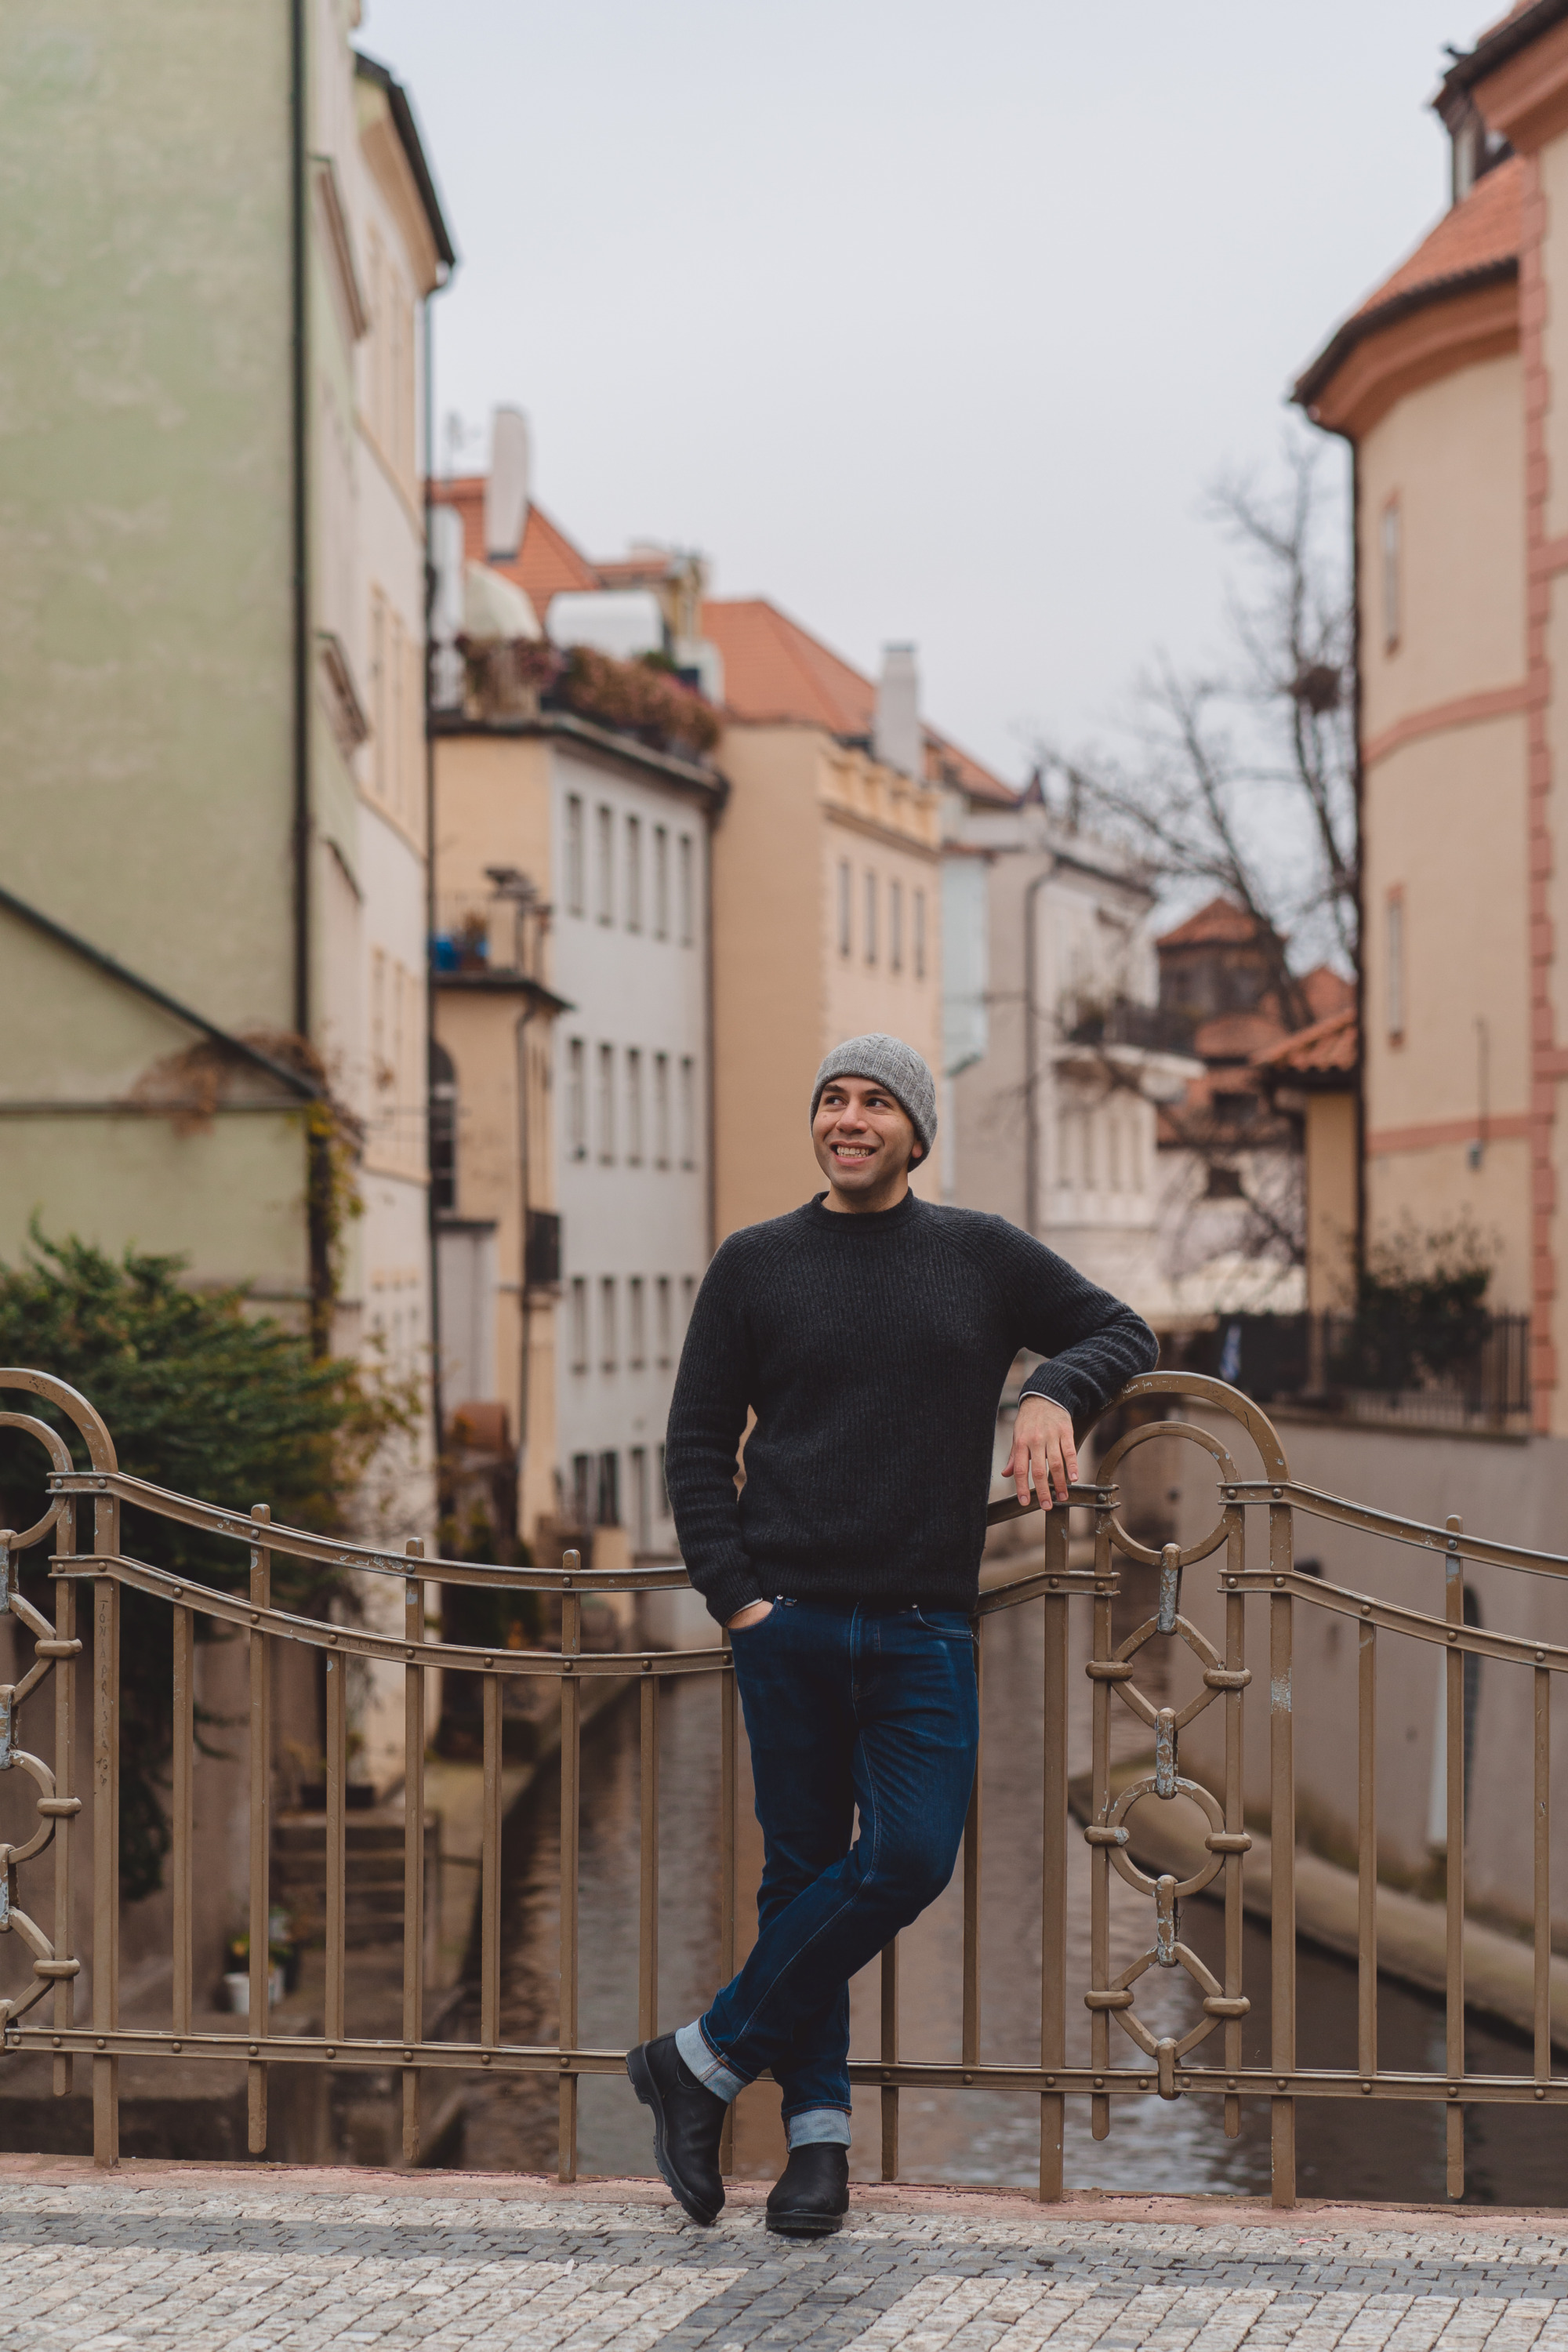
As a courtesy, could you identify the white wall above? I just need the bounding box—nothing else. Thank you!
[550,745,711,1556]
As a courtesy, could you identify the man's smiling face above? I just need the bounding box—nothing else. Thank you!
[811,1074,921,1202]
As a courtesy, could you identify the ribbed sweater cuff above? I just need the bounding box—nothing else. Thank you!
[1017,1366,1081,1414]
[695,1563,765,1628]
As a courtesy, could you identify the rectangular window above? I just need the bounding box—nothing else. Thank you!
[571,1454,591,1523]
[655,1276,673,1367]
[596,804,614,925]
[653,826,670,939]
[864,872,877,964]
[567,1038,586,1160]
[1387,888,1406,1043]
[629,1276,646,1368]
[837,861,852,957]
[597,1043,615,1162]
[913,888,927,980]
[569,1279,589,1374]
[889,879,904,972]
[1381,498,1401,655]
[630,1445,649,1550]
[600,1276,617,1371]
[1054,1105,1072,1189]
[679,1055,697,1170]
[653,1051,671,1167]
[565,796,585,916]
[371,949,387,1082]
[681,1274,695,1334]
[596,1449,620,1527]
[626,1048,644,1164]
[369,586,387,804]
[626,815,643,932]
[678,833,695,945]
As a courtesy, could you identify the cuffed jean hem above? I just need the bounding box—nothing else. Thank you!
[784,2106,851,2149]
[675,2018,748,2104]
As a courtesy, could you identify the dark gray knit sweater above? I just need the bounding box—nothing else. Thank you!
[666,1192,1158,1624]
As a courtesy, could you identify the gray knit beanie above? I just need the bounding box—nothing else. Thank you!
[811,1034,938,1165]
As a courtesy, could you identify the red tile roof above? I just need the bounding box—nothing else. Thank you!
[1302,965,1354,1022]
[1294,159,1521,410]
[1253,1003,1358,1078]
[701,596,1015,805]
[1156,896,1270,949]
[431,477,601,615]
[1350,154,1522,318]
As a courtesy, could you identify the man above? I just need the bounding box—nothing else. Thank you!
[628,1033,1156,2234]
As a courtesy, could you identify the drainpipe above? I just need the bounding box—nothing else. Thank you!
[1022,859,1055,1238]
[423,267,455,1468]
[289,0,310,1047]
[515,999,536,1549]
[1350,441,1367,1291]
[703,804,717,1257]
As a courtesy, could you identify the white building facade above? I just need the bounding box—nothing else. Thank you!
[550,739,720,1560]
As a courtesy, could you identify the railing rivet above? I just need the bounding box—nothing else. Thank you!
[172,1585,183,1598]
[250,1612,260,1626]
[1048,1577,1058,1589]
[1138,2078,1149,2090]
[481,2053,492,2066]
[1537,1650,1547,1664]
[1093,2075,1103,2089]
[1537,2085,1547,2099]
[1361,1603,1371,1616]
[96,2037,104,2049]
[1274,1576,1284,1588]
[1276,2077,1287,2090]
[1448,2084,1458,2097]
[171,2041,181,2054]
[1045,2074,1055,2087]
[1272,1487,1282,1499]
[1227,1577,1237,1588]
[642,1659,652,1672]
[564,1575,572,1588]
[1227,2078,1236,2089]
[963,2071,973,2084]
[328,1632,337,1644]
[1448,1631,1457,1643]
[484,1654,493,1667]
[95,1479,104,1490]
[326,2046,336,2059]
[1361,2080,1371,2094]
[52,2036,60,2049]
[403,2049,412,2062]
[249,2044,258,2056]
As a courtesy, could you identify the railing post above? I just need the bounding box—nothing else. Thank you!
[1039,1501,1069,2200]
[402,1537,426,2165]
[1444,1516,1465,2201]
[961,1613,983,2069]
[247,1504,271,2156]
[718,1622,736,2180]
[880,1936,898,2182]
[1088,1503,1113,2144]
[1221,1508,1247,2141]
[91,1504,119,2169]
[1356,1614,1377,2084]
[557,1565,581,2183]
[324,1621,347,2046]
[638,1667,660,2045]
[1269,1499,1295,2209]
[51,1504,77,2101]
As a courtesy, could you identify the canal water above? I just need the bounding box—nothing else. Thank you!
[453,1596,1568,2205]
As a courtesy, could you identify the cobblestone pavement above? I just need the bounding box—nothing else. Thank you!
[2,2164,1568,2351]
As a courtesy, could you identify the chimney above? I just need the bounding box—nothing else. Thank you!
[873,643,920,779]
[484,405,531,560]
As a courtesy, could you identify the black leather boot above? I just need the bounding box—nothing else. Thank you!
[626,2034,728,2225]
[766,2142,850,2236]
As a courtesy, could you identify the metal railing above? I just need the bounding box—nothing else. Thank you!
[3,1363,1568,2205]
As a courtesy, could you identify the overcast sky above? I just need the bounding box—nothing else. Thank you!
[362,1,1472,785]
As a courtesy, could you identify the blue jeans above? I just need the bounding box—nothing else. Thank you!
[678,1596,978,2145]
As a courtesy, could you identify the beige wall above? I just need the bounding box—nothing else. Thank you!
[434,733,555,919]
[711,727,829,1235]
[712,724,944,1239]
[1361,713,1530,1305]
[1359,350,1525,745]
[1303,1092,1357,1313]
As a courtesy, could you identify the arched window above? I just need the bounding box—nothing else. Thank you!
[430,1040,456,1214]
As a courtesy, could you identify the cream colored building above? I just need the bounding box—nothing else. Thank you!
[700,604,1000,1234]
[1298,24,1544,1388]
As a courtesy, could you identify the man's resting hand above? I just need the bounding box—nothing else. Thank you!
[1005,1394,1078,1508]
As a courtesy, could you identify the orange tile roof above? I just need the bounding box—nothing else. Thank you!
[1253,1003,1358,1078]
[1350,154,1522,318]
[1192,1011,1283,1064]
[1294,158,1521,409]
[431,477,601,615]
[701,596,1015,805]
[1302,964,1354,1022]
[1156,896,1269,949]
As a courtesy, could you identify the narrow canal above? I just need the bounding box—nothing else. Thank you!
[452,1595,1568,2205]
